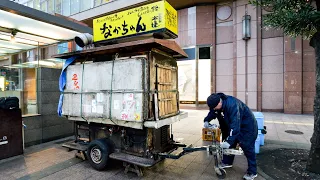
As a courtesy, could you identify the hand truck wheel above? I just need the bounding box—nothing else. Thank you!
[215,168,226,179]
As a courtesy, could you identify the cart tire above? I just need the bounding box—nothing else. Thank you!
[216,168,226,179]
[87,139,111,170]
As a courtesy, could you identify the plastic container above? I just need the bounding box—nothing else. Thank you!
[255,135,260,154]
[258,130,265,146]
[253,112,264,130]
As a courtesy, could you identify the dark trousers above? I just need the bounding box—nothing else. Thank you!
[222,137,257,175]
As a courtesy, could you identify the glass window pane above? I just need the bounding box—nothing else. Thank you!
[34,0,40,10]
[27,0,34,8]
[70,0,80,15]
[62,0,70,16]
[177,60,196,103]
[23,68,37,115]
[57,42,72,54]
[94,0,101,7]
[80,0,91,11]
[198,59,211,101]
[55,0,62,14]
[76,44,83,51]
[199,47,211,59]
[40,1,47,12]
[48,0,54,14]
[0,55,38,115]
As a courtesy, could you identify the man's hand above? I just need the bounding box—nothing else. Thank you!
[204,122,210,128]
[220,141,230,149]
[204,122,218,129]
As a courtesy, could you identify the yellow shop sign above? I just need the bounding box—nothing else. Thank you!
[93,0,178,42]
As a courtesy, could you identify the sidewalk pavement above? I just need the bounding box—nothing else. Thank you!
[0,110,314,180]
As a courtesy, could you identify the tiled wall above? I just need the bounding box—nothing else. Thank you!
[216,2,233,96]
[176,0,315,113]
[215,1,258,110]
[37,68,74,143]
[284,37,303,113]
[176,7,197,47]
[262,37,284,111]
[302,40,316,113]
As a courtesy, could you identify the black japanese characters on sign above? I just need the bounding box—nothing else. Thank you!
[100,17,149,38]
[165,9,177,28]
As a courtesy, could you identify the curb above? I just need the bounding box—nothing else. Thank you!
[257,166,274,180]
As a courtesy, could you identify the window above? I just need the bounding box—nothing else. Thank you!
[33,0,40,10]
[94,0,101,7]
[27,0,34,8]
[40,1,47,12]
[70,0,80,15]
[55,0,62,14]
[0,54,38,115]
[57,42,72,54]
[48,0,54,14]
[62,0,70,16]
[80,0,91,11]
[199,47,211,59]
[76,44,83,51]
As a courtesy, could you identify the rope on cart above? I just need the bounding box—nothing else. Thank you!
[108,53,119,125]
[80,56,88,122]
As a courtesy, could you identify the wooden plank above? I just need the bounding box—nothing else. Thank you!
[158,67,162,116]
[165,68,167,115]
[168,69,171,114]
[168,69,172,114]
[159,67,162,117]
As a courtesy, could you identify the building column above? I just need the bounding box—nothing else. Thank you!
[284,37,303,114]
[302,39,316,114]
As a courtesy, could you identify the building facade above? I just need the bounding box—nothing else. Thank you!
[0,1,93,146]
[16,0,316,114]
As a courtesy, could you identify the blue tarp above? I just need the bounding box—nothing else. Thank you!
[57,56,78,116]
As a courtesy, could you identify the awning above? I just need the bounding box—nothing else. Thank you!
[0,1,92,57]
[52,38,188,59]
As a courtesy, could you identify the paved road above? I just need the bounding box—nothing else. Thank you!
[0,110,314,180]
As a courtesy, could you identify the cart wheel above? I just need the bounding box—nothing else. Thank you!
[216,168,226,179]
[87,139,111,171]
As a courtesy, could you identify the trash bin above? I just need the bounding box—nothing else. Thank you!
[253,112,265,146]
[255,135,260,154]
[0,109,23,160]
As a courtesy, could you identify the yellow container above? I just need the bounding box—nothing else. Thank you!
[202,128,221,142]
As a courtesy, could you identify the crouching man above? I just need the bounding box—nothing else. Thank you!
[204,93,258,180]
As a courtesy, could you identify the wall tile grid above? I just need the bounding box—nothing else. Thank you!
[283,37,303,114]
[302,39,316,113]
[176,7,198,48]
[235,2,258,110]
[175,0,314,114]
[261,37,284,111]
[216,2,234,95]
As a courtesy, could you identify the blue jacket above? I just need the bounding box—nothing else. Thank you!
[204,93,258,145]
